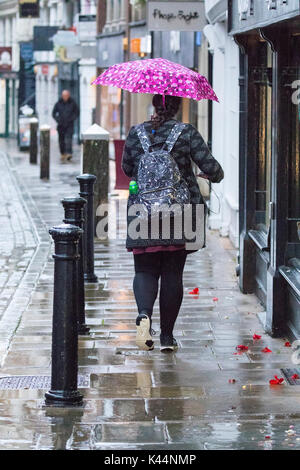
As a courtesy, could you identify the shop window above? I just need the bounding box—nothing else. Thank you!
[254,41,273,234]
[287,35,300,263]
[100,86,121,140]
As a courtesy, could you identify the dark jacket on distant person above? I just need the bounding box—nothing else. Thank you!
[122,119,224,251]
[52,97,79,130]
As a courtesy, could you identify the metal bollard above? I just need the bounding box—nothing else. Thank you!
[40,124,50,179]
[61,197,90,335]
[76,174,98,283]
[29,117,38,164]
[45,224,83,407]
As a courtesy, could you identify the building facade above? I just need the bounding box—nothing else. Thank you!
[203,0,240,247]
[0,1,97,139]
[34,0,97,136]
[228,0,300,338]
[0,0,35,137]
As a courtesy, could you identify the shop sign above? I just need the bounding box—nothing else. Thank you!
[33,26,58,51]
[0,47,12,72]
[18,117,31,149]
[97,33,124,68]
[77,14,96,42]
[41,64,49,75]
[170,31,180,53]
[141,35,152,54]
[130,38,141,54]
[130,35,152,56]
[147,1,206,32]
[231,0,300,33]
[51,30,79,47]
[19,0,39,18]
[238,0,254,20]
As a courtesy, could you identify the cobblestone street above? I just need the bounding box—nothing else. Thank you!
[0,137,299,450]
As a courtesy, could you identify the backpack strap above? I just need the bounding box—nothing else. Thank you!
[165,123,186,153]
[135,124,151,153]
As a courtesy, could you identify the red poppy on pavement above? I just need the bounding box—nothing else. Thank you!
[253,334,262,340]
[262,347,272,353]
[212,297,218,301]
[269,375,284,385]
[291,374,299,380]
[236,345,248,352]
[285,341,292,347]
[189,288,199,295]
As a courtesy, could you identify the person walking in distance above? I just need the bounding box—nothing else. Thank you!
[122,94,224,352]
[52,90,79,163]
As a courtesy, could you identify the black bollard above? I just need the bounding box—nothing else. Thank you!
[45,224,83,407]
[76,174,98,283]
[61,197,90,335]
[40,125,50,179]
[29,117,38,164]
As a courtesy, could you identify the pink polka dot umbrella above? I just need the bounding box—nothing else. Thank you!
[92,57,218,102]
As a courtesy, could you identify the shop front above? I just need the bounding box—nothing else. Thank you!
[152,29,200,128]
[96,32,125,140]
[228,0,300,337]
[129,22,153,127]
[0,47,17,137]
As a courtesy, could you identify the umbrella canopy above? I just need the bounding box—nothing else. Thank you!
[92,58,218,102]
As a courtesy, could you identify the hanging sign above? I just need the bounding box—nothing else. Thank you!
[41,64,49,75]
[77,14,96,42]
[0,47,12,72]
[147,1,206,32]
[130,38,141,54]
[19,0,40,18]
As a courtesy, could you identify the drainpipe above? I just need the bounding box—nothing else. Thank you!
[95,0,107,125]
[124,0,131,134]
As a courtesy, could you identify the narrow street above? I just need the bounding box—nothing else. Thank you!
[0,138,299,450]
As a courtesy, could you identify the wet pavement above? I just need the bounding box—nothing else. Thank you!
[0,136,299,450]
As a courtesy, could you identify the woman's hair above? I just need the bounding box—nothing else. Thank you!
[151,94,181,130]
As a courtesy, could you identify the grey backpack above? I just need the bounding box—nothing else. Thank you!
[133,123,190,218]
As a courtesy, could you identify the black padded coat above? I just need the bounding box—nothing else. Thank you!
[121,119,224,252]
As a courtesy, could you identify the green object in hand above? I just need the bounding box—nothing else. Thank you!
[129,180,139,195]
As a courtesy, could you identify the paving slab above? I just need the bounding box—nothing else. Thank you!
[0,137,298,450]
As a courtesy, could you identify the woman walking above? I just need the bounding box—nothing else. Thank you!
[122,94,224,352]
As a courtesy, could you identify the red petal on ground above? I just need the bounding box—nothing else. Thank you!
[285,342,292,347]
[265,436,271,440]
[269,375,284,385]
[189,288,199,295]
[212,297,218,301]
[236,345,249,351]
[262,347,272,353]
[253,334,262,340]
[291,374,299,380]
[228,379,236,383]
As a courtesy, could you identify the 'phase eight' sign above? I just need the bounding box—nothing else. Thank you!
[147,1,206,32]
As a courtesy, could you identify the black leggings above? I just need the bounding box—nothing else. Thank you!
[133,250,187,335]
